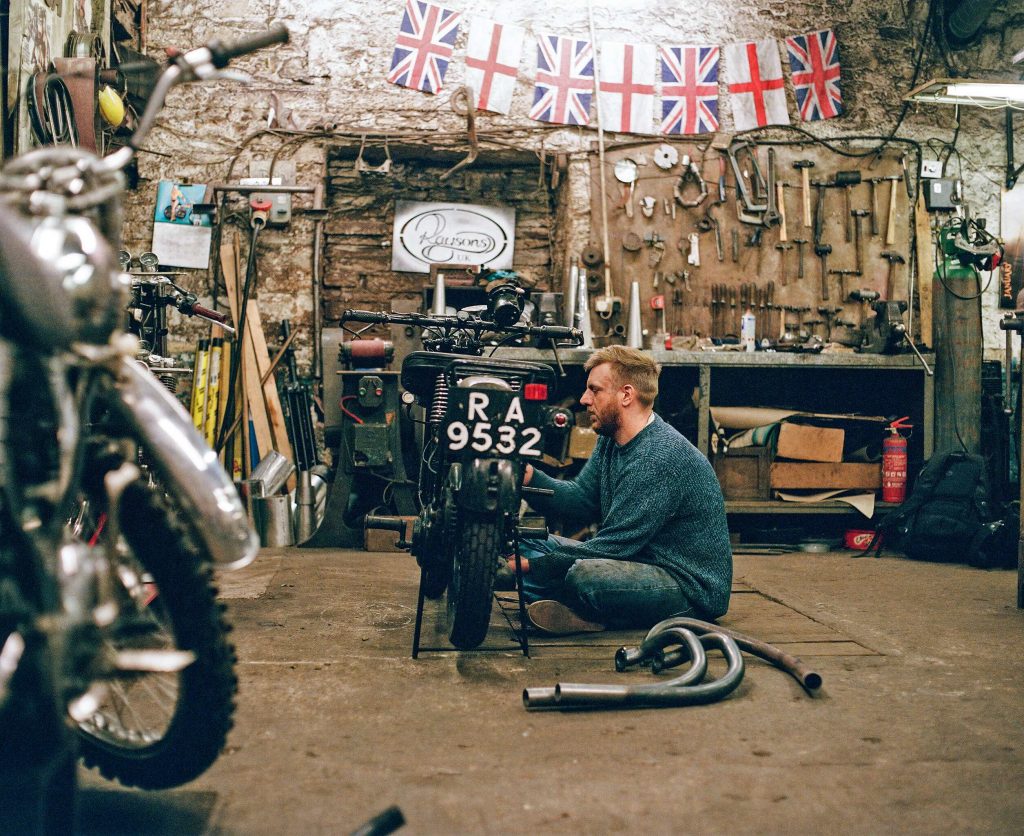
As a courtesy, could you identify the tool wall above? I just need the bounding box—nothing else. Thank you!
[587,140,912,347]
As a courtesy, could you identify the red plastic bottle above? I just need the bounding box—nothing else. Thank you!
[881,417,912,503]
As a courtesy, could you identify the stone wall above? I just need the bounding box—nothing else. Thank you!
[118,0,1024,373]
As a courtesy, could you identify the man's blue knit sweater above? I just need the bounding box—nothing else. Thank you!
[527,414,732,619]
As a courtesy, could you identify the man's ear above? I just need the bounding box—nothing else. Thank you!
[620,384,635,406]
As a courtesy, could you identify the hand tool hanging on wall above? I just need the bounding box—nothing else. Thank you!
[793,159,815,227]
[884,175,902,246]
[812,180,828,245]
[775,242,793,285]
[851,208,870,274]
[816,243,833,301]
[834,170,862,242]
[762,148,781,228]
[829,269,860,301]
[674,156,708,207]
[793,238,808,279]
[867,178,881,236]
[776,181,788,242]
[880,251,906,300]
[727,141,768,212]
[615,158,638,219]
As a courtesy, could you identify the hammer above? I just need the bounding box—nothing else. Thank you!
[880,251,906,300]
[849,288,881,326]
[851,208,870,274]
[815,242,833,300]
[833,170,862,242]
[775,241,794,286]
[867,178,881,236]
[794,160,815,227]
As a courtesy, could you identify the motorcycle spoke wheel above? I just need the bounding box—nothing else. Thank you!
[75,482,237,790]
[446,512,501,650]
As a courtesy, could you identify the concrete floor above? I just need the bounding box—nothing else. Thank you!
[78,546,1024,834]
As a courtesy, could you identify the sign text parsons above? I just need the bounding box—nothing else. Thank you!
[391,201,516,273]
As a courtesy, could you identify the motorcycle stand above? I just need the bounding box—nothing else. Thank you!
[410,550,533,659]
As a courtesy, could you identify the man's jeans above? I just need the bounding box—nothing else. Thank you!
[518,534,696,628]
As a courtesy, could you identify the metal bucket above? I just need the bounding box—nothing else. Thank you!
[256,494,294,547]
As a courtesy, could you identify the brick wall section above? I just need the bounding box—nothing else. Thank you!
[321,146,556,326]
[116,0,1024,370]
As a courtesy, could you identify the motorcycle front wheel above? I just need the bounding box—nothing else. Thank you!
[446,511,501,649]
[75,480,237,789]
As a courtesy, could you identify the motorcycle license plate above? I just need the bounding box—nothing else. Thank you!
[443,389,544,459]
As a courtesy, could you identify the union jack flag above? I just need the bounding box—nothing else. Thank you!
[529,33,594,126]
[659,45,720,135]
[785,29,843,121]
[387,0,462,95]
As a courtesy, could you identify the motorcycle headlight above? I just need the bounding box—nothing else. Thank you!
[30,216,129,344]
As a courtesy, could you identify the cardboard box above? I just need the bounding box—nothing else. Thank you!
[364,516,415,552]
[770,462,882,490]
[713,447,771,500]
[568,427,598,459]
[776,422,845,463]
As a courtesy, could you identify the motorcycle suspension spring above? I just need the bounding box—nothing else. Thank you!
[428,373,448,425]
[159,374,177,394]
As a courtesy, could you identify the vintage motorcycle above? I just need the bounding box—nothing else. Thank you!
[0,26,288,829]
[344,272,582,652]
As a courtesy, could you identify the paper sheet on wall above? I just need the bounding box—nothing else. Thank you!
[775,489,876,518]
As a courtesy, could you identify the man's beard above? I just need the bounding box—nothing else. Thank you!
[590,408,621,438]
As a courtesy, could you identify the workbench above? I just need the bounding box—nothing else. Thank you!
[494,347,935,516]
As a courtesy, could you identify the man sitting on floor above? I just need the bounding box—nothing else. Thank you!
[514,345,732,635]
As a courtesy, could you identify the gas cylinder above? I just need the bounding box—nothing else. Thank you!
[881,416,913,503]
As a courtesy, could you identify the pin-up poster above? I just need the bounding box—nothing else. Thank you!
[151,180,212,269]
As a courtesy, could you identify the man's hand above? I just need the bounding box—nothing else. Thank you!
[508,556,530,574]
[523,464,534,486]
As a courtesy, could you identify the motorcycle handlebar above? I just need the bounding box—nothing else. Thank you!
[189,303,228,324]
[208,25,290,67]
[341,308,583,343]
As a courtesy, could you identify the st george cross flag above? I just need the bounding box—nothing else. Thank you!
[529,33,594,126]
[785,29,843,121]
[597,41,656,134]
[659,44,720,135]
[465,18,525,115]
[724,39,790,131]
[387,0,462,95]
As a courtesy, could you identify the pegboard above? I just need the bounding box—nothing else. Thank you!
[586,139,913,347]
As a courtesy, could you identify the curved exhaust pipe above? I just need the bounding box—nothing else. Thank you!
[618,616,822,693]
[523,628,743,710]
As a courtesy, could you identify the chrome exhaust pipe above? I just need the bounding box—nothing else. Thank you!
[622,616,823,693]
[524,629,743,710]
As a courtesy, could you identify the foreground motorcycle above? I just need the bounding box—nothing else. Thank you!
[344,273,582,652]
[0,26,288,829]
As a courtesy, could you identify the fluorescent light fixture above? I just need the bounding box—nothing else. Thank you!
[905,78,1024,107]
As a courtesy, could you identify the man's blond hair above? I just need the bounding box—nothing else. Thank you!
[583,346,661,407]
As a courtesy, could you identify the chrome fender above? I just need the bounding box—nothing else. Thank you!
[109,357,258,569]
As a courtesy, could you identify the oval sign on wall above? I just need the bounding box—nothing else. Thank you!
[392,200,516,273]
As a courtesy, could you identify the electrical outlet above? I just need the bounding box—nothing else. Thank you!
[243,161,295,225]
[921,159,943,179]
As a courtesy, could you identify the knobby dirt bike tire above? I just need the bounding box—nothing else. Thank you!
[76,481,237,789]
[446,511,501,649]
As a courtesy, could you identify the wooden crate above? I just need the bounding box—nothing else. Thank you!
[713,447,771,500]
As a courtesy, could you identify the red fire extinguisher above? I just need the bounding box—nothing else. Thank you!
[882,416,913,503]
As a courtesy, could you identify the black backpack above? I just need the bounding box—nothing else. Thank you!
[873,450,1017,569]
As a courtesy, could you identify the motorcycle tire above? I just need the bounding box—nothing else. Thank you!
[446,511,501,650]
[75,481,237,790]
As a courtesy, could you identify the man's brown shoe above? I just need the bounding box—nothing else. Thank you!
[526,600,605,636]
